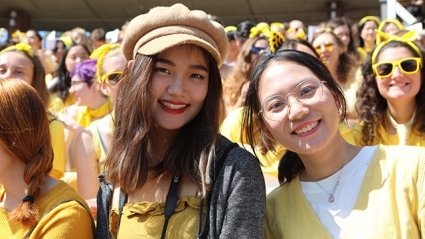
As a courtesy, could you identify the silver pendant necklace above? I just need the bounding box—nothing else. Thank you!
[314,172,342,203]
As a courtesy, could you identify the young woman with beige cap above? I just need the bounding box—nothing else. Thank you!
[96,3,265,239]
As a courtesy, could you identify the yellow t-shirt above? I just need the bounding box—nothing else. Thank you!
[340,122,425,146]
[48,115,66,179]
[0,181,94,239]
[48,95,65,114]
[220,107,285,177]
[110,196,200,238]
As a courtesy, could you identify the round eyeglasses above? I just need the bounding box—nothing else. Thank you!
[260,80,325,121]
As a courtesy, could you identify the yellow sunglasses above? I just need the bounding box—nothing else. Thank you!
[313,42,334,53]
[372,57,422,78]
[101,71,123,85]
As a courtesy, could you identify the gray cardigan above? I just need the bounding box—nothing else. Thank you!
[204,136,266,238]
[95,136,266,239]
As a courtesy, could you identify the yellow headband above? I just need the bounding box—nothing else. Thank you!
[359,16,381,27]
[224,26,237,33]
[371,30,422,64]
[378,19,404,32]
[0,43,33,56]
[90,43,121,82]
[269,31,285,53]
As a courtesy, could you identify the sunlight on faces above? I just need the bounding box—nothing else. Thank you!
[0,51,34,84]
[149,44,209,131]
[258,61,340,154]
[100,50,126,98]
[313,32,341,66]
[361,21,378,45]
[375,47,422,103]
[333,25,351,48]
[69,75,94,106]
[65,45,90,73]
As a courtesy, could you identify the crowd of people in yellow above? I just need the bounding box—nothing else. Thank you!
[0,2,424,238]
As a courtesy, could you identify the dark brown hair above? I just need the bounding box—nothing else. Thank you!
[105,45,222,193]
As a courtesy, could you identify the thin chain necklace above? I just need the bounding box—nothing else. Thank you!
[314,171,342,203]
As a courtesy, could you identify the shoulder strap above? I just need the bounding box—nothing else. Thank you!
[160,175,180,239]
[96,174,114,239]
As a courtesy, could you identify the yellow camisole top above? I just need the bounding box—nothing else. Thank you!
[110,196,200,239]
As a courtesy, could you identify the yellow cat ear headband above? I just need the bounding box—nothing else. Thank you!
[371,30,422,64]
[90,43,121,82]
[0,43,33,56]
[269,31,285,53]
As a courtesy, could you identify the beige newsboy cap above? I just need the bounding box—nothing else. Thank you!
[122,3,228,66]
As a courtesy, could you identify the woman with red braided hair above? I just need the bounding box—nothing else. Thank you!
[0,80,94,238]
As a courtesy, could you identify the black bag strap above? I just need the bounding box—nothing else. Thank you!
[160,175,181,239]
[197,141,238,238]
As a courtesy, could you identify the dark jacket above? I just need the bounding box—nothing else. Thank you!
[96,135,266,238]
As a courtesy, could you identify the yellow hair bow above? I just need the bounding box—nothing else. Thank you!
[371,30,421,64]
[249,22,270,38]
[0,43,33,56]
[269,31,285,53]
[359,16,381,27]
[90,43,120,82]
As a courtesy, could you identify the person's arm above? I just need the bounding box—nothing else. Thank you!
[71,129,99,199]
[217,151,266,239]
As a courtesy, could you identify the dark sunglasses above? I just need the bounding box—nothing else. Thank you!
[250,46,267,55]
[372,57,422,78]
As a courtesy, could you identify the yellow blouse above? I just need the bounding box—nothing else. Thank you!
[48,95,64,114]
[48,115,66,179]
[0,181,94,239]
[340,122,425,146]
[89,113,114,173]
[110,196,200,239]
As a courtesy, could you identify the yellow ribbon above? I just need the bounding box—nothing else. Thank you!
[269,31,285,53]
[76,99,112,128]
[249,22,270,38]
[0,43,33,56]
[90,43,121,82]
[359,16,381,27]
[371,30,421,64]
[376,19,405,44]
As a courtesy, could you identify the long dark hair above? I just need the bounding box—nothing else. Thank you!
[357,40,425,145]
[50,44,91,100]
[105,45,222,193]
[242,50,346,183]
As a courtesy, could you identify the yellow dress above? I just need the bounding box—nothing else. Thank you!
[89,113,114,173]
[340,122,425,146]
[0,181,94,239]
[220,107,285,177]
[110,196,200,238]
[48,114,66,179]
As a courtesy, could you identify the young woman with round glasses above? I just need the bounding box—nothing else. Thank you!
[242,49,425,238]
[342,34,425,146]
